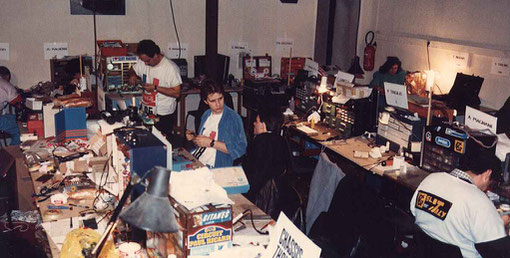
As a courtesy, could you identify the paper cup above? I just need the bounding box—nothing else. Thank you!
[118,242,142,258]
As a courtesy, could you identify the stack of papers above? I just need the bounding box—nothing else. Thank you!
[170,167,234,210]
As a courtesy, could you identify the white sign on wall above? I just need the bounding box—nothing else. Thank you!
[452,52,469,69]
[0,43,9,60]
[229,41,249,70]
[384,82,408,110]
[263,212,321,258]
[276,37,294,55]
[490,57,510,77]
[167,42,188,59]
[44,42,68,60]
[465,106,498,134]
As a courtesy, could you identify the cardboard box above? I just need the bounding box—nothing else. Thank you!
[170,197,232,257]
[25,98,42,110]
[55,107,87,143]
[43,103,59,138]
[27,112,43,139]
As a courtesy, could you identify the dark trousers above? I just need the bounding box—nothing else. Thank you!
[156,112,176,145]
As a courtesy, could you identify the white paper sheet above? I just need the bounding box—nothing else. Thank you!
[170,167,233,210]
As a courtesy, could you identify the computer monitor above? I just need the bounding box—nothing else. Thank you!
[448,73,484,115]
[194,54,230,82]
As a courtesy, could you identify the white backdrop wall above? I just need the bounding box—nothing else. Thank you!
[359,0,510,110]
[0,0,317,90]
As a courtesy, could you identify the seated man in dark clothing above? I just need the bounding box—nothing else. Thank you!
[242,109,291,217]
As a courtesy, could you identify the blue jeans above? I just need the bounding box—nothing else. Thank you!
[0,114,20,145]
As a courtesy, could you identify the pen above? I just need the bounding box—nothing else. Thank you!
[70,218,73,229]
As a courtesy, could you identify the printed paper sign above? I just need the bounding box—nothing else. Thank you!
[230,41,248,52]
[304,58,319,77]
[276,37,294,55]
[0,43,9,60]
[167,42,188,59]
[465,106,498,134]
[263,212,321,258]
[384,82,408,110]
[44,42,68,60]
[452,52,469,69]
[490,57,510,77]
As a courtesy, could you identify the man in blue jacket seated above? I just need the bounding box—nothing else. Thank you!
[186,79,247,168]
[410,143,510,258]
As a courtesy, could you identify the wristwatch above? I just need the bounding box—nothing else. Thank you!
[210,139,215,147]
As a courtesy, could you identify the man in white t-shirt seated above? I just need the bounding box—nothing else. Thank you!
[128,39,182,143]
[186,79,247,168]
[410,144,510,257]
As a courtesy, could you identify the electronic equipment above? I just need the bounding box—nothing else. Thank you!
[322,97,372,138]
[281,57,307,84]
[376,109,424,164]
[242,55,272,80]
[50,56,93,86]
[114,128,167,195]
[194,55,230,82]
[496,96,510,134]
[171,58,188,81]
[295,80,318,115]
[242,79,288,110]
[435,73,484,115]
[101,55,138,91]
[421,124,497,173]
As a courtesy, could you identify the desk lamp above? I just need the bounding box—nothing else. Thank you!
[90,166,178,257]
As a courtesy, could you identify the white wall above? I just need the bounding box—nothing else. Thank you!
[0,0,317,90]
[358,0,510,109]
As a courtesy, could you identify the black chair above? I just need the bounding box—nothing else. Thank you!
[185,92,234,133]
[414,227,462,258]
[0,148,15,228]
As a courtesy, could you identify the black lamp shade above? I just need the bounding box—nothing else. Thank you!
[347,56,365,77]
[120,166,179,233]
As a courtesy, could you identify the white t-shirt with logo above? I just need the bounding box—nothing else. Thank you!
[133,57,182,116]
[410,172,507,257]
[196,112,223,167]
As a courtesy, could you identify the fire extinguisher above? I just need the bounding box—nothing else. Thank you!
[363,31,376,71]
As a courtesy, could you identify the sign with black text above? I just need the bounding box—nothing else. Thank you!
[44,43,68,60]
[465,106,498,134]
[384,82,408,110]
[263,212,320,258]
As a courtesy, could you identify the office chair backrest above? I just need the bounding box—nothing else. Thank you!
[414,227,463,258]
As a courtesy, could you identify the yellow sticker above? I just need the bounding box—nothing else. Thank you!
[454,140,465,154]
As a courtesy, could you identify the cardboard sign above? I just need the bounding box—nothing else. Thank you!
[490,57,510,77]
[465,106,498,134]
[384,82,408,110]
[276,37,294,55]
[452,52,469,69]
[263,212,321,258]
[44,42,68,60]
[0,43,9,60]
[304,59,319,77]
[167,42,188,59]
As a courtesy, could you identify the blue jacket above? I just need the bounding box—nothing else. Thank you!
[199,106,247,168]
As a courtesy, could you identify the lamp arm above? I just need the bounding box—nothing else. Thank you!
[91,177,136,257]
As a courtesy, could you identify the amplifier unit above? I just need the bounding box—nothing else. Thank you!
[376,110,424,164]
[322,98,372,138]
[421,124,497,173]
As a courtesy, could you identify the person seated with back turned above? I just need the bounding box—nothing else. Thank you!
[0,66,22,145]
[410,144,510,257]
[186,79,246,168]
[242,109,291,206]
